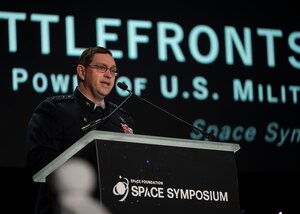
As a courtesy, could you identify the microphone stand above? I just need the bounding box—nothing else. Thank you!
[117,82,217,142]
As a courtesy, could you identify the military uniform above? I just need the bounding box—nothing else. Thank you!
[25,87,135,214]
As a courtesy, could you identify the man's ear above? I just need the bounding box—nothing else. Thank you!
[77,65,85,81]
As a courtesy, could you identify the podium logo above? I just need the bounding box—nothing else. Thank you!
[112,176,228,203]
[113,176,129,201]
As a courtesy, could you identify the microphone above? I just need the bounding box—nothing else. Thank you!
[117,82,218,142]
[81,86,133,134]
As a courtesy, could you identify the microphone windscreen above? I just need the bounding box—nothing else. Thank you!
[117,82,128,90]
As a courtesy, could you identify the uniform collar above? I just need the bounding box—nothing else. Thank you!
[74,87,109,111]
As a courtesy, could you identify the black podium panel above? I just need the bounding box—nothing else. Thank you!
[34,131,240,214]
[95,139,240,214]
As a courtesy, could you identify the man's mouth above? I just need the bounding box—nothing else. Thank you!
[101,81,110,86]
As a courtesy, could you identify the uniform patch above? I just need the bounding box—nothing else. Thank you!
[121,123,133,134]
[119,116,133,134]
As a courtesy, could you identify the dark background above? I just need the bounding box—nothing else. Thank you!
[0,1,299,213]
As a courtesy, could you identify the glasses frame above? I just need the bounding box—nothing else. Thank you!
[87,63,119,76]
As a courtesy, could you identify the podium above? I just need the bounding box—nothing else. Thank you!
[33,130,241,214]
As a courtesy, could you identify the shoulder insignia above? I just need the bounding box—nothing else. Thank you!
[47,94,74,103]
[108,101,127,113]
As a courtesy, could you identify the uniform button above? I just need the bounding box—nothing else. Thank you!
[83,117,87,122]
[85,102,90,107]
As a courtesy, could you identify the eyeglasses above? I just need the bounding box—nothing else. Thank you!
[87,64,119,76]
